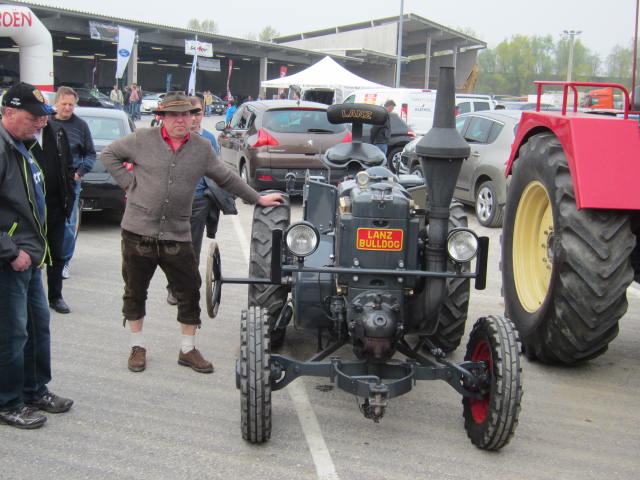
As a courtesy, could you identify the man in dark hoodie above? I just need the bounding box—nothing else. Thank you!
[0,83,74,430]
[29,117,76,313]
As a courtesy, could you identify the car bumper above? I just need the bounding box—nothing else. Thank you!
[80,174,126,214]
[254,167,344,192]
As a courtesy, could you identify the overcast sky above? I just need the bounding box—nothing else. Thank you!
[39,0,637,59]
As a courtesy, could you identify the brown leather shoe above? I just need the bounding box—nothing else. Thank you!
[178,348,214,373]
[128,346,146,372]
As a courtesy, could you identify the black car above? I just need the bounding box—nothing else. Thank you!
[361,113,415,172]
[77,107,135,218]
[75,88,116,108]
[210,94,226,115]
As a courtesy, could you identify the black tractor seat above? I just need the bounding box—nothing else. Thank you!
[323,142,386,169]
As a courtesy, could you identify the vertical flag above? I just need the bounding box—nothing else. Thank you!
[115,26,135,79]
[225,59,234,101]
[187,36,198,95]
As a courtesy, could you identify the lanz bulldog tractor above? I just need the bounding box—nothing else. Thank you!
[206,67,523,450]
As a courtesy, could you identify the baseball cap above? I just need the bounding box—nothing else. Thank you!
[2,82,54,116]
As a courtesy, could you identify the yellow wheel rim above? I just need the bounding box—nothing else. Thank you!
[512,181,554,313]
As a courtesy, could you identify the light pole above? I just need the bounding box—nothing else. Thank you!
[563,29,581,82]
[395,0,404,87]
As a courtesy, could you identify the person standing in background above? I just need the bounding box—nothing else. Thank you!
[370,99,395,159]
[50,86,96,280]
[30,117,75,314]
[110,84,124,110]
[166,95,236,305]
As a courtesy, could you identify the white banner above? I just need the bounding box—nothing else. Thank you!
[187,50,198,94]
[116,26,135,80]
[198,58,220,72]
[185,40,213,57]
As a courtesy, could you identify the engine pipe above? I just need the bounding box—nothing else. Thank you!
[415,66,470,322]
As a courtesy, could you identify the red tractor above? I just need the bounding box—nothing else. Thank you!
[502,81,640,364]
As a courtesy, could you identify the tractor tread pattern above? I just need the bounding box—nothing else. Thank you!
[503,132,634,364]
[463,315,523,450]
[240,307,272,443]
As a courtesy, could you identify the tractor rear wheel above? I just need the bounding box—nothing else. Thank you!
[248,192,290,348]
[462,315,522,450]
[423,201,471,353]
[240,306,272,443]
[501,132,635,364]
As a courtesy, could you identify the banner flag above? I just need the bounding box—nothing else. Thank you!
[115,26,135,79]
[187,46,198,94]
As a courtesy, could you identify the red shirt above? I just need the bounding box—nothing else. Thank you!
[161,126,190,152]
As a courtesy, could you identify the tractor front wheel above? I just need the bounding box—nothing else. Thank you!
[501,132,635,364]
[462,315,522,451]
[240,306,272,443]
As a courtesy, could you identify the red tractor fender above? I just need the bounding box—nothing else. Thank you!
[505,110,640,210]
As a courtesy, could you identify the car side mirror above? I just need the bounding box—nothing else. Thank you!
[215,120,227,132]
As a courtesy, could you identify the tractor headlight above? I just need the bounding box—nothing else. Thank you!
[285,222,319,257]
[447,228,479,263]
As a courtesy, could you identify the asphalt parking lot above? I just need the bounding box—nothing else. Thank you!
[2,114,639,480]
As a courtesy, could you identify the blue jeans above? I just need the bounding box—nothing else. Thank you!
[62,179,82,262]
[132,102,141,120]
[0,266,51,411]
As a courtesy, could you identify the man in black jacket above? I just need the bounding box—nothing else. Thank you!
[29,120,75,313]
[0,83,74,429]
[370,99,396,160]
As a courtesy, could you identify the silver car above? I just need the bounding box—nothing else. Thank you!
[399,110,522,227]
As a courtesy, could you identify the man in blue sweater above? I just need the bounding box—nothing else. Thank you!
[50,87,96,280]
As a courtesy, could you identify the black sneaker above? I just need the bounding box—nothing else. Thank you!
[0,406,47,429]
[27,392,74,414]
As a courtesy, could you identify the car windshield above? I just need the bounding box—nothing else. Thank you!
[82,116,126,141]
[263,109,346,134]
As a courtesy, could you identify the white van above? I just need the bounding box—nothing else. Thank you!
[455,94,496,114]
[343,88,438,135]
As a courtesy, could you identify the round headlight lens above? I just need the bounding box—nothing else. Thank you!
[286,222,319,257]
[447,228,478,263]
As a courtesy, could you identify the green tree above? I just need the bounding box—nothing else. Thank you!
[187,18,218,33]
[606,43,634,84]
[259,26,279,42]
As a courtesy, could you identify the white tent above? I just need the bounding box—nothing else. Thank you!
[261,56,386,103]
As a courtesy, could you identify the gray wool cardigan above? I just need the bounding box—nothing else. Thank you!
[101,127,260,242]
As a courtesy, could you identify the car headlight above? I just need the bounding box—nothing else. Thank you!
[285,222,319,257]
[447,228,479,263]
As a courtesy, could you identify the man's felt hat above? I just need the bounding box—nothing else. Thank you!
[2,82,54,116]
[153,91,201,114]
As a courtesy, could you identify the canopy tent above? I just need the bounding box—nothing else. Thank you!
[261,56,386,103]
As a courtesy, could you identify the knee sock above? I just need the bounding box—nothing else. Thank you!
[130,331,145,348]
[181,334,195,354]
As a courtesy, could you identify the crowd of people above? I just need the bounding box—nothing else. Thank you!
[0,83,283,430]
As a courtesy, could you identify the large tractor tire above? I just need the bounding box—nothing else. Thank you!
[502,132,635,364]
[423,201,471,353]
[248,192,290,348]
[240,306,272,443]
[462,315,522,451]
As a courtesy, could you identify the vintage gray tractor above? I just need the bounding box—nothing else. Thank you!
[206,67,523,450]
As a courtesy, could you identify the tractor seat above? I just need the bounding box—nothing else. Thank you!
[323,142,386,169]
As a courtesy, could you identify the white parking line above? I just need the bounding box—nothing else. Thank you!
[231,214,340,480]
